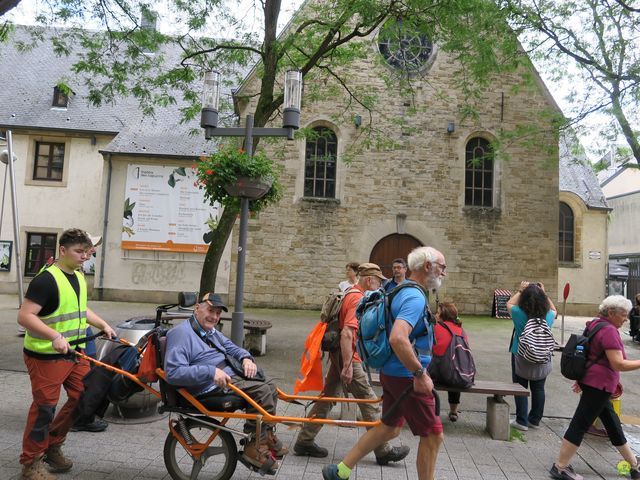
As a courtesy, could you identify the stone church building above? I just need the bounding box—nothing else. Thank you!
[234,19,562,313]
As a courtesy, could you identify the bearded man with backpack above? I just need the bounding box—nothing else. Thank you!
[294,263,410,465]
[323,247,446,480]
[507,281,557,432]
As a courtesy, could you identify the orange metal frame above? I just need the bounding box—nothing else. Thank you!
[75,351,382,429]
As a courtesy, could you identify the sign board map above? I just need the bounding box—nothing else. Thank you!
[121,164,217,253]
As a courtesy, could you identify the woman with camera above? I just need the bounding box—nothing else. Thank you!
[507,281,556,431]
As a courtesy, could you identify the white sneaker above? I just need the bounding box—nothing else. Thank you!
[17,325,26,336]
[510,420,528,431]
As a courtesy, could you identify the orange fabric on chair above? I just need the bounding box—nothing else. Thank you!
[137,336,159,383]
[294,321,326,394]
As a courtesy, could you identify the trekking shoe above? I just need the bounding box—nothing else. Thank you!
[71,417,108,433]
[43,444,72,473]
[322,464,345,480]
[510,420,528,432]
[242,438,278,473]
[375,445,410,465]
[266,429,288,458]
[21,456,56,480]
[549,463,583,480]
[293,441,328,458]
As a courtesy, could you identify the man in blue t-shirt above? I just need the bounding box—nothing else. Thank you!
[323,246,447,480]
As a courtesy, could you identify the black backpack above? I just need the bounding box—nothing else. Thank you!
[427,321,476,389]
[560,321,608,380]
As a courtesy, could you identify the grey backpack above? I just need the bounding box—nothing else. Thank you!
[427,322,476,389]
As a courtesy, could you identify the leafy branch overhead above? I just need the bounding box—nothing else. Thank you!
[500,0,640,163]
[2,0,592,296]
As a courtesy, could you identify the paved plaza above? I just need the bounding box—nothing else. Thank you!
[1,294,640,479]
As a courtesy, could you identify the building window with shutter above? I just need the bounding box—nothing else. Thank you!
[464,137,494,207]
[559,202,575,262]
[304,127,337,198]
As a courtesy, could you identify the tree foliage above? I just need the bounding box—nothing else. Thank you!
[3,0,542,295]
[502,0,640,163]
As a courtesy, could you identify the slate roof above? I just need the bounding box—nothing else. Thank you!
[0,26,213,158]
[559,132,610,210]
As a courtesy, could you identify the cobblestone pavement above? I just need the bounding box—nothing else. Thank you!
[2,294,640,479]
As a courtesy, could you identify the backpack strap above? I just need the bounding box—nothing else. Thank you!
[583,319,609,369]
[386,281,432,350]
[579,320,609,371]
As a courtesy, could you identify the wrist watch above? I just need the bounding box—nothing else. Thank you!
[412,367,425,378]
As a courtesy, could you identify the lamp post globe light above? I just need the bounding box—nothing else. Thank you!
[200,70,302,347]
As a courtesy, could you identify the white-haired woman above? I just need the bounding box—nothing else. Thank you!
[550,295,640,480]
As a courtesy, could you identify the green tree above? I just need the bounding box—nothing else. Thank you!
[502,0,640,163]
[3,0,532,295]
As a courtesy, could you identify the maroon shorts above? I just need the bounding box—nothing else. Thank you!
[380,372,443,437]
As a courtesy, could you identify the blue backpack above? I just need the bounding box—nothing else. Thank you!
[355,281,430,369]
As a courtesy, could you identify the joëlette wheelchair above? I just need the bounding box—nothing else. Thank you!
[74,329,383,480]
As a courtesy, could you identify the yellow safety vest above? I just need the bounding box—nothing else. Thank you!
[24,264,88,354]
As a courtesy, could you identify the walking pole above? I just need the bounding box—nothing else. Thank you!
[561,282,570,345]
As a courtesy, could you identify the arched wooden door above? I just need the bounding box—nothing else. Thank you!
[370,234,423,278]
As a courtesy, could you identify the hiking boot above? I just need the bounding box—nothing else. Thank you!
[549,463,583,480]
[266,429,288,458]
[21,456,56,480]
[375,445,410,465]
[322,464,345,480]
[71,417,108,433]
[293,441,328,458]
[242,438,278,473]
[43,444,72,473]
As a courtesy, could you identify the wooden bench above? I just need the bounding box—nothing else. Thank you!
[218,317,273,356]
[369,374,529,441]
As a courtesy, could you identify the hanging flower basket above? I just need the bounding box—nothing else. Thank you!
[196,144,282,211]
[223,175,273,199]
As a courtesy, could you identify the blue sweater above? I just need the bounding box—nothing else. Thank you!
[164,317,252,395]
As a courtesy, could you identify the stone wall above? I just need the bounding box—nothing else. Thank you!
[231,33,560,313]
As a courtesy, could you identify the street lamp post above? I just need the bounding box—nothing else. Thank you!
[200,70,302,347]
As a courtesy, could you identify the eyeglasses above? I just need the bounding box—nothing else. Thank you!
[433,262,447,272]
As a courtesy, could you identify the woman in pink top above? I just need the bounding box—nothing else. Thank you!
[550,295,640,480]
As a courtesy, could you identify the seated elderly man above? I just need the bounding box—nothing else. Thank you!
[164,293,287,471]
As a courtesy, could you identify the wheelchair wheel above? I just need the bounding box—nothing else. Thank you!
[164,417,238,480]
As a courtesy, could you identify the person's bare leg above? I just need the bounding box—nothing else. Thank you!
[556,438,579,467]
[342,423,401,468]
[416,433,443,480]
[615,443,639,468]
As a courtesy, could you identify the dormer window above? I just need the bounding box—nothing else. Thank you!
[52,86,68,108]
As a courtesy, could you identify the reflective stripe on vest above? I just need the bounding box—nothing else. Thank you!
[24,264,87,354]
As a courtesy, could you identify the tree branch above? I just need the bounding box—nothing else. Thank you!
[180,43,263,67]
[0,0,20,17]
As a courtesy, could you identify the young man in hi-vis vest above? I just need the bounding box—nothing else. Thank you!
[18,228,115,480]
